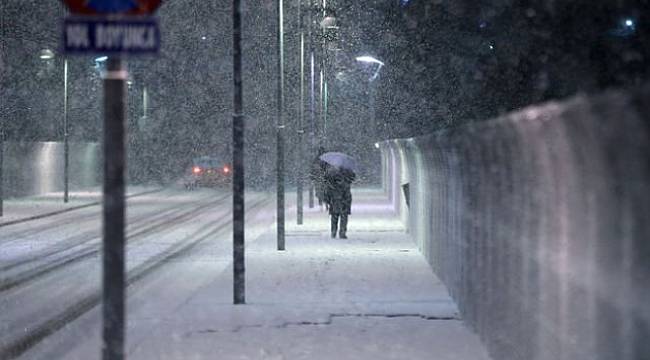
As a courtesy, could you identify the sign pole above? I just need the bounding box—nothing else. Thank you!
[102,56,127,360]
[232,0,246,305]
[60,1,161,358]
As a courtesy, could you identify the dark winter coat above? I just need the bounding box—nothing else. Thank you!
[324,167,355,215]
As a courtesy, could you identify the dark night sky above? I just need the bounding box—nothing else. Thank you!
[1,0,649,184]
[368,0,650,137]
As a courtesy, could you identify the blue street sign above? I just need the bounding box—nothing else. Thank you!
[63,17,159,54]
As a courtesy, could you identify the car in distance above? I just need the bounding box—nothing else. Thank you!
[185,156,231,189]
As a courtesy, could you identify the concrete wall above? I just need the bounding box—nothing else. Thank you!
[2,141,100,198]
[382,87,650,360]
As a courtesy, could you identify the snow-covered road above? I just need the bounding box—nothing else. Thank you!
[0,189,275,359]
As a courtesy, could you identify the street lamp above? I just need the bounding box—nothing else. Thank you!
[296,0,306,225]
[356,55,385,134]
[355,55,384,65]
[277,0,286,250]
[0,112,4,217]
[319,15,337,29]
[356,55,384,82]
[39,49,55,60]
[40,49,70,203]
[318,7,339,144]
[307,1,338,209]
[307,0,317,209]
[63,58,69,203]
[357,56,385,184]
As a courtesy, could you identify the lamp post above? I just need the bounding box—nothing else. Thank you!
[0,119,3,217]
[40,49,70,203]
[277,0,286,251]
[319,6,337,143]
[233,0,245,304]
[63,59,69,203]
[356,56,384,184]
[355,56,384,139]
[319,11,327,143]
[307,0,316,208]
[0,0,4,217]
[355,55,384,78]
[296,0,305,225]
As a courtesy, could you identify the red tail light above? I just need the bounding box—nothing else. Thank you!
[223,166,230,173]
[192,166,202,174]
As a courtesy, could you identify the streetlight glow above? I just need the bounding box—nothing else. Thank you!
[356,56,385,81]
[39,49,55,60]
[320,16,338,29]
[356,56,385,66]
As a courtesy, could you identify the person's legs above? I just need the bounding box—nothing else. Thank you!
[331,214,339,238]
[339,214,348,239]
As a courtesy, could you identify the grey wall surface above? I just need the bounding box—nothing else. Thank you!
[3,141,100,198]
[382,87,650,360]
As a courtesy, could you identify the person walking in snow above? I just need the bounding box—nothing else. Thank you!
[323,166,355,239]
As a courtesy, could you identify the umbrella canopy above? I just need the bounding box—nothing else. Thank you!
[319,152,358,173]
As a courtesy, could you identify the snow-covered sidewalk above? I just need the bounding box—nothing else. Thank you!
[127,189,492,360]
[0,186,161,226]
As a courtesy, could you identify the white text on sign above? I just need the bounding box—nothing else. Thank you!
[64,18,160,54]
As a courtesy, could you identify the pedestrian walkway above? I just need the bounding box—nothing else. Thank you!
[128,188,493,360]
[0,186,161,226]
